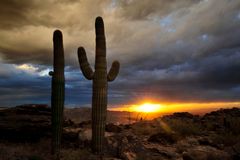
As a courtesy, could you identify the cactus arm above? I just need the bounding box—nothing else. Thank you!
[78,47,94,80]
[49,71,54,76]
[107,61,120,82]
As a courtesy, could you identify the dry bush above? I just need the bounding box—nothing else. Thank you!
[61,149,92,160]
[163,119,202,137]
[227,117,240,135]
[210,134,240,147]
[131,118,201,138]
[0,138,51,160]
[131,121,162,136]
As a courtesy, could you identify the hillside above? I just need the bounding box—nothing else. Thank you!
[0,104,239,160]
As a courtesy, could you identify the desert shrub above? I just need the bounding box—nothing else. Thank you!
[28,155,44,160]
[136,153,149,160]
[0,139,52,160]
[61,149,91,160]
[148,131,179,144]
[163,119,202,137]
[203,121,216,131]
[132,118,201,137]
[132,121,161,135]
[227,117,240,135]
[207,153,230,160]
[210,133,240,146]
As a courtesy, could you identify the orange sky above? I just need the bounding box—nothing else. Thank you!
[110,101,240,114]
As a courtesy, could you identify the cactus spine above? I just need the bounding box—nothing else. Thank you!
[49,30,65,159]
[78,17,120,153]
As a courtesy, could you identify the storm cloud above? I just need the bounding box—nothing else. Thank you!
[0,0,240,107]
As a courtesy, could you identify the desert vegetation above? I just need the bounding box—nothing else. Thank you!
[0,105,239,160]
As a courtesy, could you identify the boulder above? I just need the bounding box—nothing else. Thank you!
[79,129,92,142]
[225,142,240,160]
[121,151,136,160]
[182,146,231,160]
[148,132,179,144]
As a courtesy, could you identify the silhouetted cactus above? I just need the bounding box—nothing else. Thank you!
[78,17,120,153]
[49,30,65,159]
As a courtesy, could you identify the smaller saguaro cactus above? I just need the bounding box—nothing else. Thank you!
[78,17,120,153]
[49,30,65,159]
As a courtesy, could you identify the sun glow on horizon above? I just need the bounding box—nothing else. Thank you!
[109,101,240,113]
[131,103,162,113]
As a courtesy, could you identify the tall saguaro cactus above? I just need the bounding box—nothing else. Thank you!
[78,17,120,153]
[49,30,65,159]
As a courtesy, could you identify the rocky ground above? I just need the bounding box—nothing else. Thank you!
[0,104,239,160]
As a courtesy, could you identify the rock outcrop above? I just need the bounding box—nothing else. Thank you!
[0,104,51,142]
[0,105,239,160]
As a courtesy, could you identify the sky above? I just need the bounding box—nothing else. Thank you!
[0,0,240,109]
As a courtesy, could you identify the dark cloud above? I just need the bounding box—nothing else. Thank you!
[115,0,201,20]
[109,47,240,103]
[0,0,111,64]
[0,0,36,29]
[0,0,240,107]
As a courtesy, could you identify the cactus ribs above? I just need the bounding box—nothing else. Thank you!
[78,17,120,153]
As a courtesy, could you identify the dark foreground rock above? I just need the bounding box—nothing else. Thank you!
[0,104,78,143]
[0,104,51,142]
[106,123,122,133]
[0,106,239,160]
[148,132,179,144]
[182,146,231,160]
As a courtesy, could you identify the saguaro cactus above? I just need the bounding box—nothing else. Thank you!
[49,30,65,159]
[78,17,120,153]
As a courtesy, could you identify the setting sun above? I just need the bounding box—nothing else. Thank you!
[133,103,162,113]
